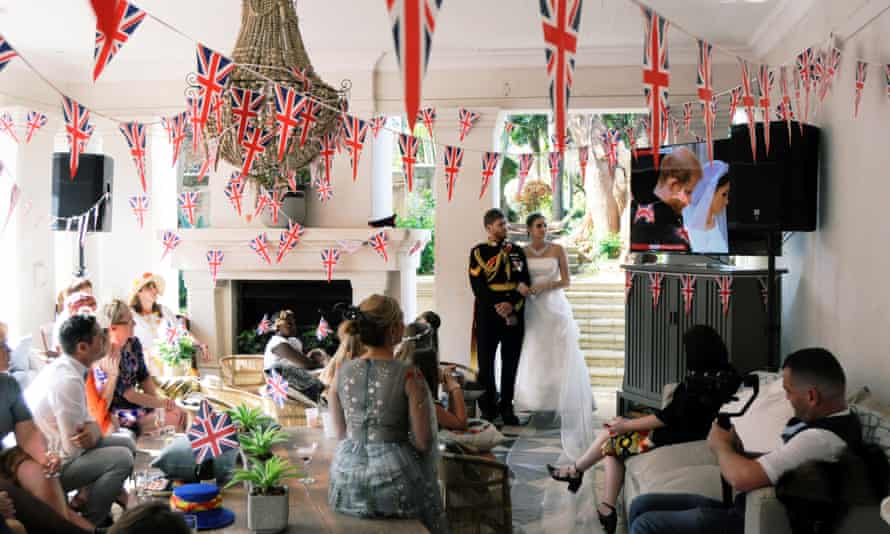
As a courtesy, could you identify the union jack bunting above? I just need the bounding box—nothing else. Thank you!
[62,96,94,179]
[738,59,758,161]
[340,114,370,182]
[480,151,500,200]
[178,191,200,227]
[810,49,825,98]
[680,274,696,314]
[265,372,288,409]
[625,271,634,303]
[682,103,693,136]
[267,189,283,225]
[577,146,588,184]
[795,47,813,124]
[368,230,389,263]
[209,93,224,135]
[166,112,188,168]
[649,272,664,309]
[238,125,274,179]
[778,66,794,142]
[24,111,46,144]
[624,126,637,160]
[540,0,583,154]
[716,275,733,316]
[669,111,680,143]
[206,249,224,285]
[442,145,463,202]
[188,400,238,464]
[399,134,420,193]
[504,122,514,135]
[248,232,273,265]
[316,179,333,203]
[291,66,313,93]
[318,131,337,185]
[285,169,298,192]
[641,7,670,170]
[601,129,620,178]
[92,1,145,82]
[253,186,270,219]
[194,44,234,132]
[194,138,218,184]
[458,108,480,142]
[128,194,149,229]
[417,107,436,138]
[634,203,655,224]
[793,67,804,133]
[518,153,534,198]
[256,314,273,335]
[187,95,203,152]
[546,151,561,193]
[316,317,333,341]
[160,230,181,261]
[0,35,17,73]
[118,122,148,192]
[409,240,425,256]
[321,248,341,283]
[224,176,245,216]
[696,39,715,161]
[817,47,841,102]
[854,61,868,119]
[384,0,443,133]
[230,87,264,144]
[728,85,742,124]
[368,115,387,138]
[757,65,774,155]
[0,113,17,144]
[276,220,304,264]
[272,84,305,162]
[294,98,320,149]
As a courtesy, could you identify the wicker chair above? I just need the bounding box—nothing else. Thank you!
[219,355,265,388]
[439,452,512,533]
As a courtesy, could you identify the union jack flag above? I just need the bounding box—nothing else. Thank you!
[291,66,313,93]
[272,84,306,162]
[276,220,304,264]
[265,372,288,409]
[504,122,514,135]
[209,93,224,135]
[340,114,370,182]
[257,314,273,335]
[178,191,200,227]
[163,112,188,168]
[729,85,742,123]
[854,60,868,119]
[369,115,387,138]
[92,1,145,82]
[696,39,715,161]
[160,230,181,261]
[417,107,436,138]
[546,151,561,193]
[669,110,680,143]
[239,125,274,179]
[399,134,419,192]
[634,203,655,224]
[601,129,620,178]
[810,49,825,97]
[62,96,94,179]
[0,113,17,144]
[758,65,774,155]
[318,131,337,185]
[316,317,333,341]
[795,47,814,124]
[518,153,534,198]
[194,137,218,184]
[443,145,463,202]
[368,230,389,263]
[24,111,46,144]
[716,275,733,316]
[230,87,264,144]
[0,35,17,73]
[128,194,149,229]
[624,126,638,160]
[249,232,273,265]
[321,248,341,283]
[188,400,238,464]
[294,98,320,149]
[649,272,664,309]
[253,186,270,219]
[118,122,147,192]
[458,108,480,142]
[641,7,670,170]
[738,59,758,161]
[224,176,245,216]
[778,66,794,142]
[164,320,180,346]
[540,0,582,154]
[186,95,204,153]
[267,189,283,225]
[817,47,841,102]
[285,169,298,192]
[206,249,224,284]
[409,240,425,256]
[793,67,804,134]
[625,271,634,303]
[577,146,589,184]
[316,179,334,202]
[680,274,696,314]
[194,44,234,131]
[385,0,443,133]
[480,151,500,200]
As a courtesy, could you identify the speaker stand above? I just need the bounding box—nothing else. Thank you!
[74,237,88,278]
[766,231,780,370]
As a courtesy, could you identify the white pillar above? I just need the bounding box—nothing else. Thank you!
[150,124,182,313]
[370,120,394,221]
[398,250,419,322]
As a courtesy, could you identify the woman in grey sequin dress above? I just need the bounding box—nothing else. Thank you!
[327,295,446,533]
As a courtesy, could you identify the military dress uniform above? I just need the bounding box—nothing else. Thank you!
[468,240,531,421]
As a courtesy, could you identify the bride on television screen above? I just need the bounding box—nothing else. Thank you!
[683,160,730,254]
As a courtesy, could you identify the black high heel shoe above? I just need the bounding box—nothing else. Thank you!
[546,463,584,493]
[598,502,617,534]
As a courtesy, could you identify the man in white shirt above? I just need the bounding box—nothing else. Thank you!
[627,348,857,534]
[25,314,135,526]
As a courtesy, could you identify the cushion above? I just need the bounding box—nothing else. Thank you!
[150,436,240,485]
[439,418,505,453]
[723,372,792,454]
[8,336,30,373]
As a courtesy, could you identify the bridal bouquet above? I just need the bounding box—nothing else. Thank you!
[518,179,552,214]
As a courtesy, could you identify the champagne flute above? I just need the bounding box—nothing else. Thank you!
[295,442,318,485]
[43,442,62,479]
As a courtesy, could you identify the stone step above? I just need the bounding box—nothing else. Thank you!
[577,321,625,336]
[565,291,625,303]
[588,366,624,388]
[570,281,625,292]
[572,303,625,319]
[579,334,624,351]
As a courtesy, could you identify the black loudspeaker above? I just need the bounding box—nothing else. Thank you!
[727,121,820,232]
[51,153,114,232]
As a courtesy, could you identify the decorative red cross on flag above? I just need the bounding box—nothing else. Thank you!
[24,111,46,144]
[540,0,583,155]
[164,320,180,346]
[854,61,868,119]
[316,179,333,203]
[253,186,270,219]
[417,107,436,138]
[321,247,341,283]
[188,400,238,464]
[256,314,273,335]
[224,176,245,216]
[164,112,188,168]
[291,66,313,93]
[317,131,337,185]
[194,137,219,184]
[209,93,224,136]
[264,372,289,408]
[634,203,655,224]
[818,47,841,102]
[669,110,680,143]
[601,129,620,178]
[368,230,389,263]
[206,249,224,285]
[682,103,693,136]
[62,96,94,179]
[187,95,204,153]
[758,65,774,155]
[716,275,733,316]
[118,122,147,192]
[0,113,18,144]
[160,230,181,261]
[178,191,200,227]
[285,169,298,192]
[272,84,305,161]
[238,125,274,179]
[696,39,715,161]
[458,108,480,142]
[230,87,264,144]
[680,274,697,314]
[546,151,561,193]
[92,1,145,82]
[0,35,18,73]
[624,126,638,161]
[399,134,419,193]
[738,59,758,161]
[641,7,670,170]
[778,66,794,143]
[194,44,234,132]
[795,48,814,124]
[518,154,535,198]
[276,220,304,264]
[728,85,741,125]
[649,272,664,309]
[480,151,500,200]
[248,232,273,265]
[385,0,442,134]
[340,114,370,182]
[294,98,320,149]
[267,189,283,225]
[625,271,634,303]
[128,194,149,229]
[442,145,463,202]
[368,115,387,138]
[577,146,589,184]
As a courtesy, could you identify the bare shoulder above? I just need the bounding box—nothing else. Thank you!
[549,242,566,257]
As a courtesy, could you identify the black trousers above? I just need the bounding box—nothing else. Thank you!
[475,306,524,417]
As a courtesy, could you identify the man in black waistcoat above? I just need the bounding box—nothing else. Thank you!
[468,208,531,426]
[627,348,860,534]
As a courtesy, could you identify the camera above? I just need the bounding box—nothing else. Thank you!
[684,369,744,410]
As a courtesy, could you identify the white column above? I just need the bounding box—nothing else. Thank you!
[150,123,182,313]
[370,120,394,221]
[398,249,420,322]
[183,270,221,370]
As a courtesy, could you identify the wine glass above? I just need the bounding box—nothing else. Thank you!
[295,442,318,485]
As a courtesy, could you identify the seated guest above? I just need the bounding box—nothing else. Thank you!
[415,310,441,352]
[319,321,363,392]
[0,322,95,531]
[25,315,135,527]
[628,348,858,534]
[107,502,190,534]
[263,310,324,402]
[51,290,98,357]
[328,295,447,533]
[55,277,93,316]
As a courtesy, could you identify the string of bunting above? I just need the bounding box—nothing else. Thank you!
[626,270,779,317]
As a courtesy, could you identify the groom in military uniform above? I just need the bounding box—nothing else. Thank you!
[469,208,531,426]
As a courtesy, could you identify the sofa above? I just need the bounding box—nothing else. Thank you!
[621,375,890,533]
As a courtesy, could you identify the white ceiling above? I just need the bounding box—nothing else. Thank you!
[0,0,786,83]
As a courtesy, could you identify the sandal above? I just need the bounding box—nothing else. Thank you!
[598,502,617,534]
[546,463,584,493]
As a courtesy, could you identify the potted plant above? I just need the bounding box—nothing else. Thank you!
[227,404,277,434]
[157,333,197,377]
[227,455,300,533]
[598,232,623,260]
[238,426,289,463]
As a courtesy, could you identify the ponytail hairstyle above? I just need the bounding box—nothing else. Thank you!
[396,321,438,395]
[274,310,297,337]
[341,294,404,348]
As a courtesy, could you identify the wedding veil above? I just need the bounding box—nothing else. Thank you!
[683,160,729,237]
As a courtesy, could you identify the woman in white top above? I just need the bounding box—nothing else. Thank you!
[263,310,325,402]
[683,160,731,254]
[128,273,178,358]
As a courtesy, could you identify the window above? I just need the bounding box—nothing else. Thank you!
[390,115,435,275]
[177,132,210,228]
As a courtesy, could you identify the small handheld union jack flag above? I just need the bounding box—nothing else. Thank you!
[265,372,289,409]
[546,151,561,192]
[316,180,334,203]
[160,230,181,261]
[399,134,419,193]
[92,1,145,82]
[249,232,273,265]
[758,65,774,155]
[649,272,664,310]
[696,39,715,161]
[738,59,758,161]
[457,108,480,142]
[239,125,274,179]
[518,153,535,198]
[272,84,306,162]
[164,320,181,346]
[0,35,17,73]
[316,317,333,341]
[194,44,234,132]
[276,220,304,264]
[206,249,224,285]
[368,115,387,138]
[0,113,18,144]
[178,191,200,227]
[321,248,341,283]
[24,111,46,144]
[62,96,94,179]
[680,274,697,315]
[540,0,583,154]
[442,145,463,202]
[417,107,436,138]
[634,203,655,224]
[601,129,620,178]
[341,114,370,182]
[257,314,273,335]
[716,275,733,316]
[128,195,149,229]
[188,400,238,464]
[480,152,500,200]
[853,61,868,119]
[318,131,337,185]
[230,87,265,144]
[119,122,147,192]
[368,230,389,263]
[641,7,670,170]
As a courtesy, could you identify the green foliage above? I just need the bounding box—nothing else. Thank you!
[507,115,550,154]
[300,328,338,354]
[397,189,435,274]
[238,426,290,461]
[226,404,276,434]
[237,329,273,355]
[226,455,301,495]
[157,334,197,366]
[598,232,623,259]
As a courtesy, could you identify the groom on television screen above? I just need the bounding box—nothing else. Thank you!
[468,208,531,426]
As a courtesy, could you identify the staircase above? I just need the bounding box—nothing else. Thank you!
[565,274,626,390]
